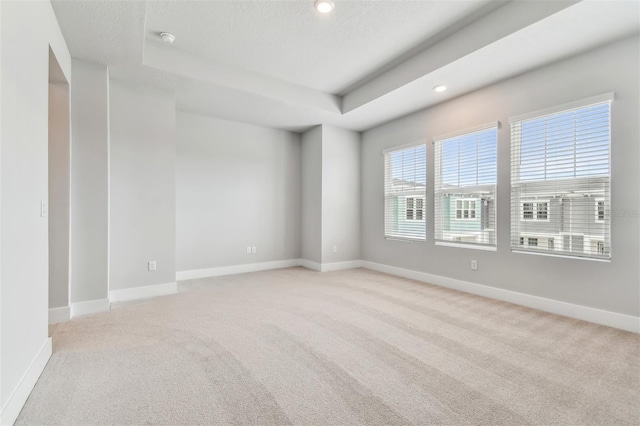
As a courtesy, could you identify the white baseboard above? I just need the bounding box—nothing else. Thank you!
[361,261,640,333]
[71,299,110,318]
[109,282,177,303]
[321,260,363,272]
[177,259,365,277]
[299,259,322,271]
[48,306,71,324]
[0,338,52,425]
[177,259,302,281]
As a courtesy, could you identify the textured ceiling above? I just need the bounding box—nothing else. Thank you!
[144,0,496,94]
[52,0,146,67]
[51,0,640,132]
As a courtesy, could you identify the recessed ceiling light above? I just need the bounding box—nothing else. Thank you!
[160,32,176,44]
[433,84,447,93]
[314,0,335,14]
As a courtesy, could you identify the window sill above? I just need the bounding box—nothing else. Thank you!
[435,241,497,251]
[385,236,427,244]
[511,249,611,262]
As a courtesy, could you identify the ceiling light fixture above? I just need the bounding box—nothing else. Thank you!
[433,84,447,93]
[160,32,176,44]
[314,0,335,14]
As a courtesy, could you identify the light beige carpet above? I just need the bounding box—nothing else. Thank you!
[17,267,640,425]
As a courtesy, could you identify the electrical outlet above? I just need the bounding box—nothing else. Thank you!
[251,246,257,254]
[148,260,157,271]
[471,260,478,271]
[41,200,47,217]
[332,245,337,253]
[246,246,252,254]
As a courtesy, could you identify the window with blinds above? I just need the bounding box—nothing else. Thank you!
[384,143,427,240]
[434,126,497,248]
[510,96,611,259]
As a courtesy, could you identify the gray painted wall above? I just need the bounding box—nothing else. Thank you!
[109,82,176,290]
[0,0,71,417]
[321,125,361,263]
[48,81,70,309]
[176,112,301,271]
[69,59,109,303]
[301,126,323,263]
[361,36,639,316]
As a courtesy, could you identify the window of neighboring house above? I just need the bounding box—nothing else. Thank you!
[510,94,611,259]
[596,199,605,222]
[406,197,424,221]
[523,202,534,219]
[434,125,497,248]
[597,241,605,254]
[455,199,477,220]
[522,201,548,221]
[519,236,543,247]
[384,143,427,240]
[537,202,548,220]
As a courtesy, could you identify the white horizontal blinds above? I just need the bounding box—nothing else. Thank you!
[384,144,427,240]
[434,127,497,247]
[510,101,611,259]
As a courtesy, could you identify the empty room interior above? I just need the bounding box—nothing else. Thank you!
[1,0,640,424]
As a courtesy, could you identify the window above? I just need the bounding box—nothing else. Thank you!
[384,144,427,240]
[537,202,548,220]
[434,125,497,248]
[511,95,611,259]
[455,200,476,220]
[595,199,605,222]
[521,201,548,221]
[406,197,424,221]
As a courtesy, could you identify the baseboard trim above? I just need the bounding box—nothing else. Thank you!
[361,260,640,333]
[299,259,322,271]
[71,299,110,318]
[48,306,71,324]
[0,338,52,425]
[321,260,363,272]
[177,259,302,281]
[109,282,177,303]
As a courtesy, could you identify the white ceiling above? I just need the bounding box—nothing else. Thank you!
[52,0,640,133]
[144,0,497,94]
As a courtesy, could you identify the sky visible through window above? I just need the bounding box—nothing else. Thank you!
[390,145,426,185]
[440,128,497,187]
[519,103,609,181]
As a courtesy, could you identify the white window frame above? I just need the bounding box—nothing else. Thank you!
[433,122,498,250]
[510,93,613,261]
[383,141,427,242]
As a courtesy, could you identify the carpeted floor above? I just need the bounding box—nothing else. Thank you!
[17,267,640,425]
